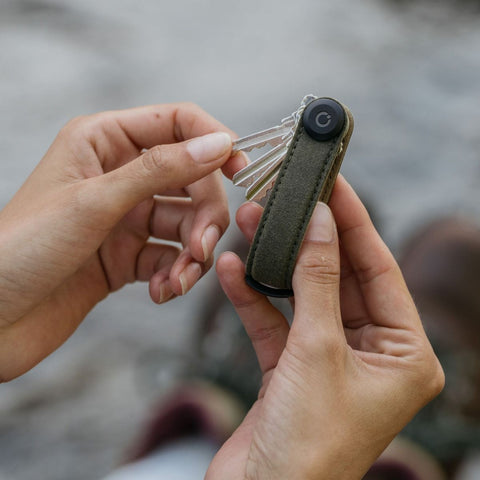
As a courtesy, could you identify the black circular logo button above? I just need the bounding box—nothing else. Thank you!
[302,98,345,142]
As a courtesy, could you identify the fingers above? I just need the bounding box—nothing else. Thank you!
[150,195,226,262]
[169,247,213,297]
[183,170,230,262]
[148,194,223,296]
[92,104,236,297]
[150,170,229,276]
[93,131,232,220]
[291,203,344,339]
[135,242,179,303]
[109,102,247,180]
[221,151,248,181]
[83,102,245,180]
[135,240,212,300]
[149,197,194,243]
[107,102,234,148]
[329,176,420,330]
[217,252,289,374]
[235,202,264,244]
[136,239,179,275]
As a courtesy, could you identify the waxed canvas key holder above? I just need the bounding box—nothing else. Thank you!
[244,98,354,297]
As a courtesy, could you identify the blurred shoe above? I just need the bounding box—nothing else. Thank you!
[398,216,480,474]
[123,381,245,463]
[364,437,446,480]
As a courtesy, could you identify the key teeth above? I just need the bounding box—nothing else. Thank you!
[248,141,267,151]
[236,143,265,153]
[251,182,276,203]
[258,185,274,203]
[233,144,287,189]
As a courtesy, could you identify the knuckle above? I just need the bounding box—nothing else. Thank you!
[297,252,340,286]
[64,114,90,130]
[175,102,202,127]
[58,115,89,141]
[407,342,445,403]
[58,113,107,147]
[216,201,230,231]
[179,101,200,111]
[141,146,171,175]
[174,102,219,140]
[425,358,446,400]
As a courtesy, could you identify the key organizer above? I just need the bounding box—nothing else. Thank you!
[245,97,354,297]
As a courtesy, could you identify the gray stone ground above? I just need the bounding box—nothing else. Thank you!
[0,0,479,478]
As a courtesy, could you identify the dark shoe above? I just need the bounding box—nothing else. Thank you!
[364,437,446,480]
[123,381,245,463]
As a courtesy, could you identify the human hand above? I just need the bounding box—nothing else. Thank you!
[208,176,444,480]
[0,103,244,381]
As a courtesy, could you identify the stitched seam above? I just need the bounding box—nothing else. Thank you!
[248,125,304,272]
[322,163,339,202]
[285,141,337,283]
[322,140,347,201]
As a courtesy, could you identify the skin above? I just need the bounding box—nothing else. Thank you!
[0,102,245,381]
[207,176,445,480]
[0,103,444,479]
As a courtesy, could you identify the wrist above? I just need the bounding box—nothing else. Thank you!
[0,255,109,381]
[245,430,388,480]
[301,435,392,480]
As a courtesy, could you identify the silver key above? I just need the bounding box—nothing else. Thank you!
[232,115,295,153]
[232,94,317,202]
[233,143,288,188]
[245,150,286,202]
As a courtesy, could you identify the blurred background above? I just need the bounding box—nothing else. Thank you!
[1,0,480,478]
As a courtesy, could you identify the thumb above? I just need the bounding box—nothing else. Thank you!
[292,202,343,335]
[95,131,232,214]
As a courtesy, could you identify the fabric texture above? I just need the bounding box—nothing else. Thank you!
[246,101,354,296]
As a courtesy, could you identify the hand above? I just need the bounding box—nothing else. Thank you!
[208,176,444,480]
[0,103,244,381]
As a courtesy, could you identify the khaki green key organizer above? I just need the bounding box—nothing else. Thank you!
[232,96,354,297]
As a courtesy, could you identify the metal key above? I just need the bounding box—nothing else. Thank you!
[244,149,286,201]
[232,94,317,202]
[233,143,288,188]
[232,116,295,153]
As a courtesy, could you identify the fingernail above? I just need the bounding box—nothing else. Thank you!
[305,202,335,243]
[179,262,203,295]
[187,132,232,164]
[201,225,221,261]
[158,280,174,304]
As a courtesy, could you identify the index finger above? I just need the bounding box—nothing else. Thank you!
[112,102,233,148]
[104,102,246,178]
[329,176,421,330]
